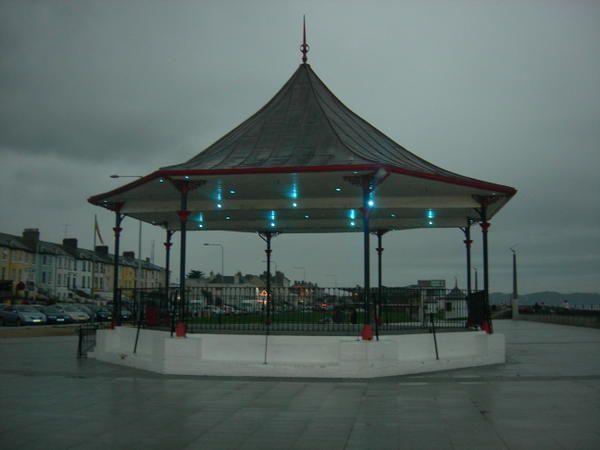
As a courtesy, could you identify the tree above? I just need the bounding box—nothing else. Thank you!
[187,270,205,280]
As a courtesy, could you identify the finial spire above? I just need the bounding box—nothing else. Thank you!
[300,15,309,64]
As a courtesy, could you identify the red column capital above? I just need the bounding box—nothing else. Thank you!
[177,210,190,224]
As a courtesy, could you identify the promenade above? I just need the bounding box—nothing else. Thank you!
[1,320,599,450]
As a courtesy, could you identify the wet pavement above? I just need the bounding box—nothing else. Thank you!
[1,320,599,449]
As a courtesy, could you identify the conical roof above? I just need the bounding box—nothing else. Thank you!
[89,59,516,233]
[163,64,462,179]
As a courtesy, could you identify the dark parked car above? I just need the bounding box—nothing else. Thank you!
[0,304,47,326]
[82,304,112,322]
[41,306,73,324]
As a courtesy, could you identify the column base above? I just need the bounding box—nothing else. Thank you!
[175,322,187,337]
[360,324,374,341]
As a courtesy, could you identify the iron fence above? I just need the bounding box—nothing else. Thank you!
[115,286,477,335]
[518,303,600,328]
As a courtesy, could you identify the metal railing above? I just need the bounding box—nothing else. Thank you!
[114,286,477,335]
[518,303,600,328]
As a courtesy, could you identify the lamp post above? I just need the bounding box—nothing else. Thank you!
[204,243,225,276]
[293,266,306,282]
[510,245,519,318]
[110,175,143,296]
[262,260,277,273]
[473,267,478,292]
[326,274,338,287]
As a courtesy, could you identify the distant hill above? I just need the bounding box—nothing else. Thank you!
[490,291,600,307]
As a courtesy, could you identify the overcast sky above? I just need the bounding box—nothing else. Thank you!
[1,0,599,294]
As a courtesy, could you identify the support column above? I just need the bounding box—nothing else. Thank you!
[265,233,272,323]
[164,228,174,300]
[259,231,275,365]
[478,201,492,333]
[360,181,373,340]
[176,183,190,337]
[461,220,473,295]
[511,248,519,319]
[375,230,387,342]
[111,207,124,328]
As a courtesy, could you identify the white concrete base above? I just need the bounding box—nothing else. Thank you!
[90,327,505,378]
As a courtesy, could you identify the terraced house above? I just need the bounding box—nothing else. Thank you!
[0,228,166,301]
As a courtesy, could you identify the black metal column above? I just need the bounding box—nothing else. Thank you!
[360,181,373,340]
[176,184,189,337]
[461,220,473,295]
[478,203,492,333]
[112,209,124,327]
[375,230,386,341]
[265,233,272,322]
[164,228,174,299]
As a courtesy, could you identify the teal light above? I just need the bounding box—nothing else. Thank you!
[426,209,435,219]
[270,222,276,228]
[217,203,223,209]
[225,216,231,220]
[335,187,342,192]
[390,213,397,218]
[348,209,356,220]
[350,221,356,227]
[428,220,434,226]
[367,191,375,208]
[292,202,298,208]
[159,178,165,183]
[290,183,298,200]
[304,215,310,219]
[184,175,190,181]
[198,224,204,229]
[229,189,236,195]
[270,210,276,220]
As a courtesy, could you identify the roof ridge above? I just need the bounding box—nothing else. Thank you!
[303,65,369,165]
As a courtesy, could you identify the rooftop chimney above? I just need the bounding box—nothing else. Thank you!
[95,245,109,257]
[63,238,78,250]
[22,228,40,246]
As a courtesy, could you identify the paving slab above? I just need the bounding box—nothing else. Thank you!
[1,320,599,450]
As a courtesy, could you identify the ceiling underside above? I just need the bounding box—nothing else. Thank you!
[91,169,511,233]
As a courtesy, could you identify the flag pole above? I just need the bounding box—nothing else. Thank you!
[92,215,97,300]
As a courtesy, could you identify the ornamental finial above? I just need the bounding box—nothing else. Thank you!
[300,15,309,63]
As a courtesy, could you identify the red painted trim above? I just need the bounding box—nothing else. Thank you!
[88,164,517,205]
[463,239,473,248]
[480,222,491,232]
[177,210,190,224]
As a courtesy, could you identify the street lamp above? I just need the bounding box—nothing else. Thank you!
[262,260,277,273]
[204,243,225,276]
[110,175,143,293]
[293,266,306,282]
[510,245,519,318]
[326,274,338,287]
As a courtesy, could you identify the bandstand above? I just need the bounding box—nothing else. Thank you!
[88,25,516,377]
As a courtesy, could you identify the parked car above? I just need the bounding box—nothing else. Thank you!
[41,306,73,324]
[0,304,47,326]
[54,304,90,323]
[120,307,133,321]
[82,304,112,322]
